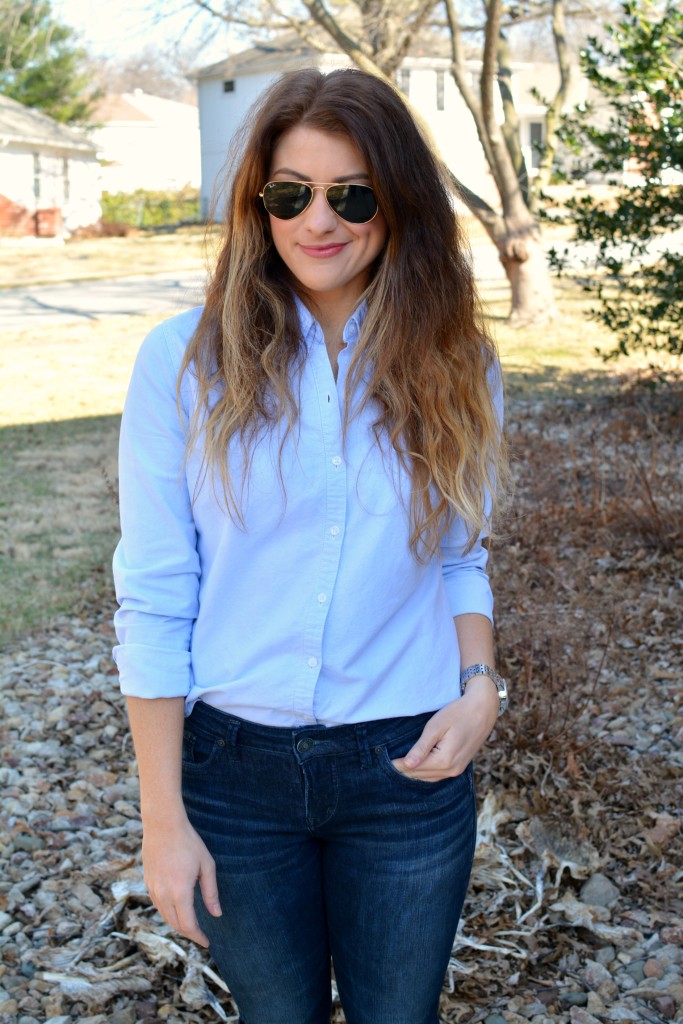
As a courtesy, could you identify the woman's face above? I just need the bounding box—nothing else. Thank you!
[266,126,387,314]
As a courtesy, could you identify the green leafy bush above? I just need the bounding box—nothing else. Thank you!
[101,187,201,229]
[555,0,682,359]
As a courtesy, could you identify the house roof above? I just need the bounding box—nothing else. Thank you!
[0,93,97,155]
[88,91,199,128]
[194,36,336,80]
[90,94,154,122]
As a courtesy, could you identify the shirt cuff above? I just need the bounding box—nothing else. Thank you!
[114,644,192,699]
[443,567,494,622]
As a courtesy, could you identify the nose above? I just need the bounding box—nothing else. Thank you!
[303,186,338,231]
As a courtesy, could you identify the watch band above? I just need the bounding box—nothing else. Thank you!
[460,663,509,716]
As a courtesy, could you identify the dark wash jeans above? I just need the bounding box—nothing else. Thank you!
[181,701,477,1024]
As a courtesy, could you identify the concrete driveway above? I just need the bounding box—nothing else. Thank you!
[0,270,207,331]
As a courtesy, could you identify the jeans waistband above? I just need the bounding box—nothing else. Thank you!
[188,699,435,761]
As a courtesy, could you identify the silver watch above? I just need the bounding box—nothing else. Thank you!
[460,663,509,716]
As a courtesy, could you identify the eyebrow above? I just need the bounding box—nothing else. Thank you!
[270,167,371,183]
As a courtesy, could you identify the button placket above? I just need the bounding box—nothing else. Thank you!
[294,335,347,719]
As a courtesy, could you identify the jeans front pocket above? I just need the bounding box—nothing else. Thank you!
[181,720,227,774]
[374,728,470,791]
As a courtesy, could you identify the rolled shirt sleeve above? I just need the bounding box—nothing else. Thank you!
[112,313,202,698]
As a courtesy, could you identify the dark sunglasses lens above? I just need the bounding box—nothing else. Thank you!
[327,184,377,223]
[263,182,312,219]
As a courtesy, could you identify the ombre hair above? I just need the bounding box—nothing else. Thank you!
[181,67,507,558]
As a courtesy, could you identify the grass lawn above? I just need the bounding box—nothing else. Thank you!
[0,267,674,647]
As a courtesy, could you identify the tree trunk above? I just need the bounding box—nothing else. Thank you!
[497,225,557,325]
[453,175,558,324]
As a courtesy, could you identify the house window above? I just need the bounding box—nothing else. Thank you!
[63,158,70,203]
[529,121,544,169]
[223,80,235,93]
[33,153,41,199]
[436,70,445,111]
[397,68,410,97]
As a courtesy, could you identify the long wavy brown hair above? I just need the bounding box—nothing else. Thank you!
[181,67,507,558]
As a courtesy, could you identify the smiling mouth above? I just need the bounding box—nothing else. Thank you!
[299,243,349,258]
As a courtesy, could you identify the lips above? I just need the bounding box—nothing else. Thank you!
[298,243,349,258]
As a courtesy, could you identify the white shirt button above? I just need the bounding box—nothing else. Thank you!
[330,525,340,537]
[307,657,318,668]
[331,455,342,467]
[317,593,327,604]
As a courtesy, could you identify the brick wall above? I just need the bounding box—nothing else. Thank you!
[0,197,65,237]
[0,194,36,237]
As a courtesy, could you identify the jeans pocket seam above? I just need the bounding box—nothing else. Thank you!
[375,745,452,789]
[181,730,227,773]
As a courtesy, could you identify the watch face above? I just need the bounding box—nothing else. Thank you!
[493,673,508,714]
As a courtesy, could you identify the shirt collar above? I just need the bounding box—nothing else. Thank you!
[294,295,368,350]
[343,299,368,347]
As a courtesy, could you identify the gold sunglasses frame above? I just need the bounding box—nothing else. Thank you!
[259,180,379,224]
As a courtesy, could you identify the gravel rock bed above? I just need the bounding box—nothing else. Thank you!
[1,384,681,1024]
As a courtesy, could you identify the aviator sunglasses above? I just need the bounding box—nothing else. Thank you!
[260,180,379,224]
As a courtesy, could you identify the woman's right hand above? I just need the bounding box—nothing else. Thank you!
[141,814,222,947]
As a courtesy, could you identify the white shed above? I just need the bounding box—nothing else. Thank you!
[0,93,101,237]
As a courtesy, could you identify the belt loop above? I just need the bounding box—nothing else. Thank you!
[228,720,241,761]
[355,724,372,769]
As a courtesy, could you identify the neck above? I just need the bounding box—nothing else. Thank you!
[297,284,365,342]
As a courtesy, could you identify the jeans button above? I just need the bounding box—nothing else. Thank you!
[297,738,314,753]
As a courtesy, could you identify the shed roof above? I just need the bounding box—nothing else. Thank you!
[0,93,97,155]
[194,37,333,80]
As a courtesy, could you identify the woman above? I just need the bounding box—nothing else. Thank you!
[113,67,508,1024]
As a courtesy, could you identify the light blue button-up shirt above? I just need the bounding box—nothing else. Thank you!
[113,300,501,726]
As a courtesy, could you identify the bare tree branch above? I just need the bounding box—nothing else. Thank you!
[443,0,497,175]
[357,0,436,75]
[497,28,529,204]
[266,1,331,53]
[481,0,508,200]
[481,0,530,222]
[1,0,58,72]
[448,171,506,239]
[533,0,572,198]
[301,0,379,74]
[188,0,290,32]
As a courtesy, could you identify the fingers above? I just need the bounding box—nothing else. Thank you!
[163,892,210,946]
[396,701,482,779]
[198,856,223,918]
[403,720,444,769]
[146,875,211,947]
[392,753,466,781]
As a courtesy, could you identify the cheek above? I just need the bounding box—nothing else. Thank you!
[364,219,388,261]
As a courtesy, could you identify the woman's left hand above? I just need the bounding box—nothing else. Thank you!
[392,677,500,781]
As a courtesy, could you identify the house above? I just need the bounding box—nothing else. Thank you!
[0,93,100,238]
[193,40,590,219]
[87,91,201,194]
